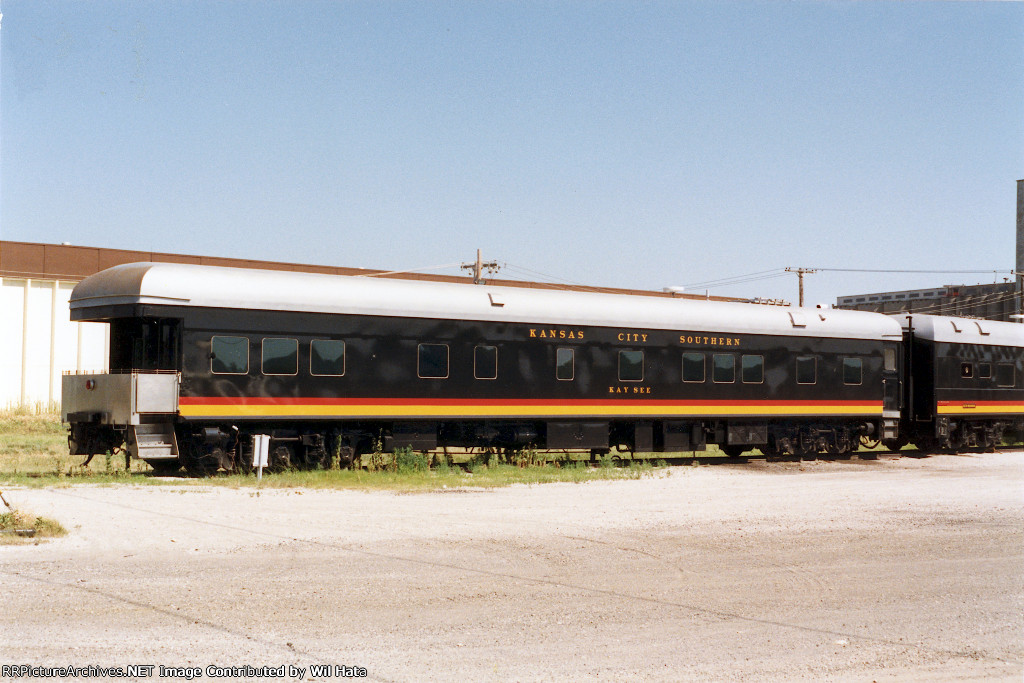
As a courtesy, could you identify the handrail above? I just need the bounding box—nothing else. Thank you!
[62,369,180,376]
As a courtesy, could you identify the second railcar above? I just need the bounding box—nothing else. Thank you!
[896,314,1024,450]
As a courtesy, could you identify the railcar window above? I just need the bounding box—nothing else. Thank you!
[474,345,498,380]
[960,362,974,379]
[995,363,1014,387]
[883,348,896,372]
[618,350,644,382]
[556,347,574,381]
[310,340,345,376]
[682,352,705,383]
[418,344,449,379]
[741,355,763,384]
[713,354,735,383]
[843,357,863,385]
[262,338,298,375]
[796,356,816,385]
[211,336,248,374]
[978,363,991,379]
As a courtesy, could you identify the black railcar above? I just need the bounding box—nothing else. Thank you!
[895,314,1024,450]
[63,262,907,474]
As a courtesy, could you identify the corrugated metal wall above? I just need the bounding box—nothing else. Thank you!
[0,277,108,410]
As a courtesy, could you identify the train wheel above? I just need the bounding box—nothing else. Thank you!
[798,430,817,460]
[882,436,909,453]
[269,444,294,472]
[182,450,219,477]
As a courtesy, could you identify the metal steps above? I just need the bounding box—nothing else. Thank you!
[129,423,179,462]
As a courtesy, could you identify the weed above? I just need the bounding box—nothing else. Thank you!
[395,447,429,473]
[0,508,67,545]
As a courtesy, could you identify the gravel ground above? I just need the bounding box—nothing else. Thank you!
[2,452,1022,682]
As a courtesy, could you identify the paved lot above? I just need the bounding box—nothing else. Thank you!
[2,452,1023,682]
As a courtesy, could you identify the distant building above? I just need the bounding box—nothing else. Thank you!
[835,282,1018,322]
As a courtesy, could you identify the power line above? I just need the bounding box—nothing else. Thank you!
[816,268,1013,275]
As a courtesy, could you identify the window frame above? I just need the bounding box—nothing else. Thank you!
[618,350,644,382]
[883,348,897,372]
[556,347,575,381]
[310,339,346,377]
[740,354,764,384]
[842,357,863,386]
[261,337,299,376]
[712,353,736,384]
[474,344,498,380]
[210,335,249,375]
[995,363,1015,388]
[682,352,705,383]
[417,343,450,379]
[796,356,817,385]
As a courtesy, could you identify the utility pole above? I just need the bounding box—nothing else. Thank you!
[785,267,817,307]
[1016,179,1023,321]
[461,249,500,285]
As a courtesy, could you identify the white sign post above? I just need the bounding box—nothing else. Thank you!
[252,434,270,481]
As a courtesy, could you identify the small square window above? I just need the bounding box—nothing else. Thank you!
[978,363,991,379]
[211,336,248,374]
[311,339,345,376]
[995,363,1014,387]
[556,347,574,381]
[682,352,705,383]
[418,343,449,379]
[713,354,735,383]
[741,355,763,384]
[262,338,298,375]
[796,356,816,385]
[474,345,497,380]
[618,350,644,382]
[960,362,974,379]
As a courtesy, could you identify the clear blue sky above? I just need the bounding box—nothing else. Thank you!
[2,1,1022,305]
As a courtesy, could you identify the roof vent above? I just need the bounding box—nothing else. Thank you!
[788,311,807,328]
[487,292,505,308]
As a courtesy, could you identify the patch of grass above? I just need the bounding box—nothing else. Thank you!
[0,409,671,490]
[0,410,153,483]
[0,508,68,545]
[208,458,663,491]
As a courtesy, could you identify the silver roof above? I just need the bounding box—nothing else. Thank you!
[71,262,904,341]
[897,313,1024,347]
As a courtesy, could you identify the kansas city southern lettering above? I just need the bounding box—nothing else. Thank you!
[679,335,741,347]
[529,328,585,340]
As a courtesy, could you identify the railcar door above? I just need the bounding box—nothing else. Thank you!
[882,343,901,417]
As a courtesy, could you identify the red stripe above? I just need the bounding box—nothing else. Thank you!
[180,396,881,407]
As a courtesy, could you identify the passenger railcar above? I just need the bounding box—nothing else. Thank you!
[894,314,1024,451]
[62,262,906,474]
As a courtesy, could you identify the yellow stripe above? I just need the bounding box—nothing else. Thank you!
[937,404,1024,415]
[179,404,883,418]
